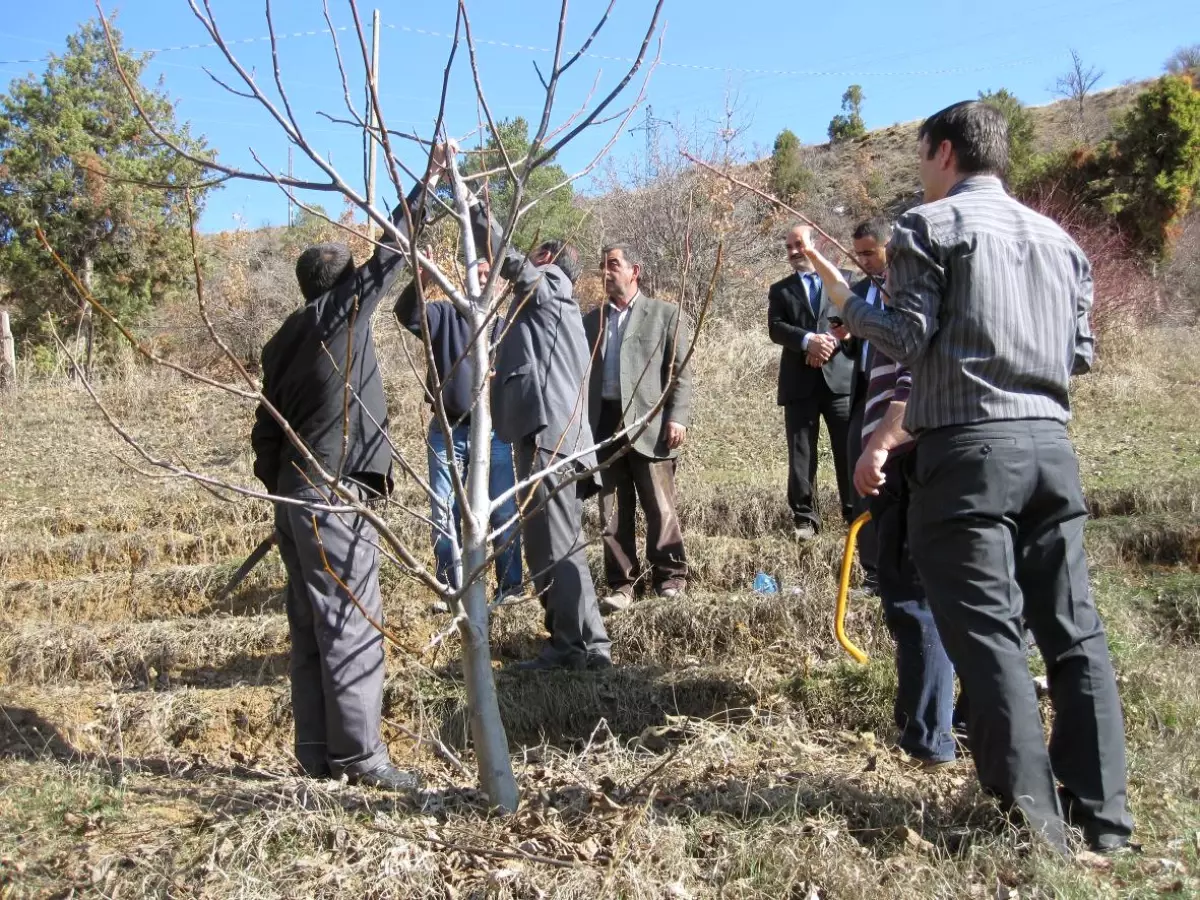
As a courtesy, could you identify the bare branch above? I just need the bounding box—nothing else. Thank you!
[528,0,570,154]
[535,1,666,167]
[200,65,257,100]
[264,0,307,138]
[559,0,616,77]
[681,152,886,295]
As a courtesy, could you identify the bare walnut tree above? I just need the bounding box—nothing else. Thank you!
[32,0,722,812]
[1054,48,1104,140]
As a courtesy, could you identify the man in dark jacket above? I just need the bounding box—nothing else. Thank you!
[394,257,522,602]
[767,224,855,539]
[250,143,450,790]
[840,218,893,593]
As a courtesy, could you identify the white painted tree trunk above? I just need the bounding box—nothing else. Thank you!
[457,315,518,811]
[0,310,15,391]
[447,161,519,812]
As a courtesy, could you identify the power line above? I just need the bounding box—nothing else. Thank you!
[0,22,1043,80]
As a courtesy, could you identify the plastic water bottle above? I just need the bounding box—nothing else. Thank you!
[752,572,778,594]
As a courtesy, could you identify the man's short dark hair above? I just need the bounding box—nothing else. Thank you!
[601,241,646,273]
[852,218,893,243]
[537,239,580,284]
[295,243,354,302]
[918,100,1009,176]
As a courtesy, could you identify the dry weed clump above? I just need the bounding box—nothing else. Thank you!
[0,615,290,688]
[435,667,762,751]
[0,683,291,765]
[1085,515,1200,568]
[0,521,269,580]
[675,533,849,593]
[1,559,286,625]
[605,591,890,669]
[1086,476,1200,518]
[1140,573,1200,647]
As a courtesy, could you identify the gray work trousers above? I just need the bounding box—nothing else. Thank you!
[908,420,1132,852]
[515,439,611,666]
[275,485,390,778]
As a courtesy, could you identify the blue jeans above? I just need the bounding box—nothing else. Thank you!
[871,454,956,763]
[426,421,522,593]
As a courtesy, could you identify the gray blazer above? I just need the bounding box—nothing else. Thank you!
[472,206,596,466]
[583,294,693,460]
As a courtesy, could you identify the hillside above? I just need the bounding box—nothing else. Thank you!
[761,81,1148,233]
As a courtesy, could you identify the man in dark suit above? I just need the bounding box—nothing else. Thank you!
[250,143,451,791]
[470,200,611,671]
[583,242,693,614]
[767,224,855,539]
[839,218,893,589]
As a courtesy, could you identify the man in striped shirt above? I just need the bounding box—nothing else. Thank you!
[808,100,1132,855]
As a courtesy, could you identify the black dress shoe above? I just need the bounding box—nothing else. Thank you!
[346,764,423,792]
[586,653,614,670]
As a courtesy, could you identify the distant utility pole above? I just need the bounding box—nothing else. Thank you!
[629,104,668,182]
[365,8,381,227]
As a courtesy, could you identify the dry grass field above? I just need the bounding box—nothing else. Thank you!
[1,313,1198,899]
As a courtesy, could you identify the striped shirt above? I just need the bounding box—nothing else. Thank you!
[842,176,1095,434]
[861,346,914,455]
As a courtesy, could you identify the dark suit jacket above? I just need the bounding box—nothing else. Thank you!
[582,294,693,460]
[767,271,854,406]
[251,185,427,497]
[470,204,596,467]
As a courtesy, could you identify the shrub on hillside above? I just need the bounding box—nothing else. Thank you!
[1162,211,1200,321]
[769,129,813,201]
[979,88,1037,188]
[827,85,866,143]
[147,204,380,371]
[1023,181,1160,337]
[1099,74,1200,254]
[1018,75,1200,261]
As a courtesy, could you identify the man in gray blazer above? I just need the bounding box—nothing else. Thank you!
[583,243,693,614]
[470,200,611,671]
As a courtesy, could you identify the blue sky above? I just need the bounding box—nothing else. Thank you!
[2,0,1197,231]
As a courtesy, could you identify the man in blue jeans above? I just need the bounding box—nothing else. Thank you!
[849,342,956,767]
[817,263,956,768]
[394,258,522,601]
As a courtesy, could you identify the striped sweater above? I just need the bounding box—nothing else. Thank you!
[861,345,914,455]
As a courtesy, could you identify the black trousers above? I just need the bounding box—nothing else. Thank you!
[783,383,853,529]
[908,420,1132,852]
[846,396,877,580]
